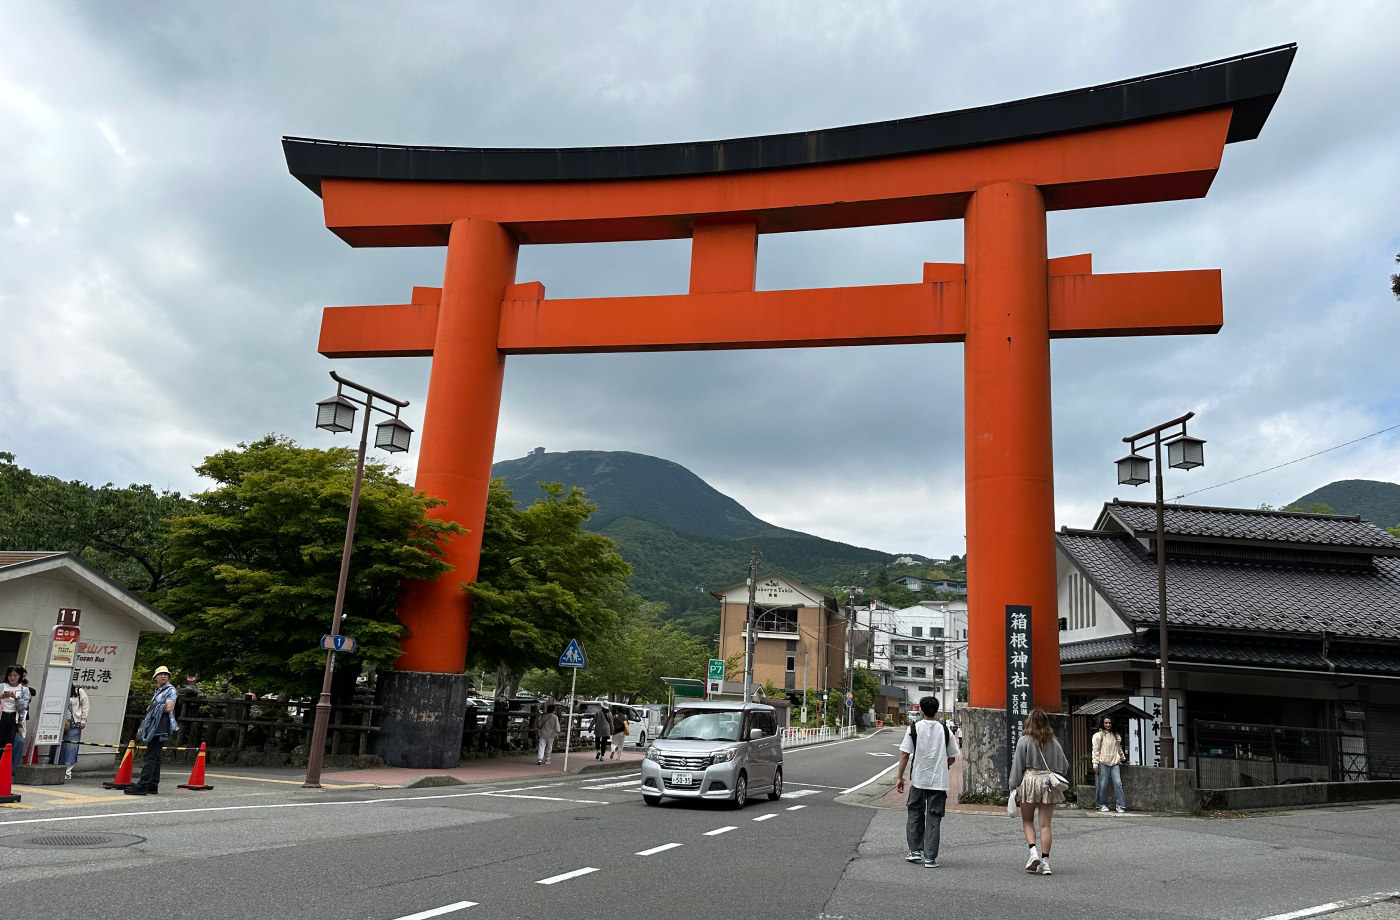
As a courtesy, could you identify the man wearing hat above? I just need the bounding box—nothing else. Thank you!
[127,666,179,796]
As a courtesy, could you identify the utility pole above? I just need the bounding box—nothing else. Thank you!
[743,546,757,703]
[802,652,809,725]
[846,603,856,730]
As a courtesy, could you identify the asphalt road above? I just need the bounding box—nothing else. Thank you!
[0,729,1395,920]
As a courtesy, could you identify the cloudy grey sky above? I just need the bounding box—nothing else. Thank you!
[2,1,1397,558]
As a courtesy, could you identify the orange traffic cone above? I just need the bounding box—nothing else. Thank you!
[103,740,136,789]
[0,744,20,804]
[178,742,214,791]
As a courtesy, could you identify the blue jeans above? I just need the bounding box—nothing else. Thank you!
[48,726,82,766]
[1096,763,1124,809]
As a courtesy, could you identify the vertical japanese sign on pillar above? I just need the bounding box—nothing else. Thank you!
[1005,605,1032,775]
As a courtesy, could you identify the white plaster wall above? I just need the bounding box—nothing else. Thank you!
[1056,554,1132,642]
[0,571,146,766]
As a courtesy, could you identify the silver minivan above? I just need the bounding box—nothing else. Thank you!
[640,701,783,808]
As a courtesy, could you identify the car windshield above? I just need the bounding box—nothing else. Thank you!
[662,709,743,742]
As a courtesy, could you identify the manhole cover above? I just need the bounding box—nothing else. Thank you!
[0,833,145,849]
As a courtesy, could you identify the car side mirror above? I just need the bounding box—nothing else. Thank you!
[749,728,765,741]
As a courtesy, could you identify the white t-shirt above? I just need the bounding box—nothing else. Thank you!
[899,718,960,791]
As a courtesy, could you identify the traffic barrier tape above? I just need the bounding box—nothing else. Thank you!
[78,740,202,753]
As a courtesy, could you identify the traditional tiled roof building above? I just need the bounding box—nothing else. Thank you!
[1056,501,1400,787]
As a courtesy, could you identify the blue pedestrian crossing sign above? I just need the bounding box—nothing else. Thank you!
[320,634,357,653]
[559,639,587,669]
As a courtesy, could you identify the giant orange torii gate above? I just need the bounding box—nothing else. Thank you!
[285,46,1293,767]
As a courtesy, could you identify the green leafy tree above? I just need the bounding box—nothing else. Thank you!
[1282,502,1334,514]
[1392,251,1399,300]
[0,451,194,598]
[465,480,631,680]
[159,436,462,698]
[852,667,881,729]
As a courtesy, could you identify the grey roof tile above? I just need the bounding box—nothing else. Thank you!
[1103,501,1400,550]
[1057,530,1400,640]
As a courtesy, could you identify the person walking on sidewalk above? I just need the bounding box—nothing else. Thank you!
[593,705,613,760]
[894,696,960,869]
[1009,708,1070,876]
[1092,715,1127,813]
[536,703,560,764]
[126,666,178,796]
[609,706,628,759]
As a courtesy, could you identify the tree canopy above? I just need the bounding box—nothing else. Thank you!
[0,451,194,598]
[158,436,462,697]
[465,480,633,680]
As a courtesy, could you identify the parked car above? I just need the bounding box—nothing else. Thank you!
[640,701,783,808]
[575,701,653,749]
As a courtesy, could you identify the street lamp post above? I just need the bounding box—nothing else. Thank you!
[1115,411,1204,770]
[304,371,412,789]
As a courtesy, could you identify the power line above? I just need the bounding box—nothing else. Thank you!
[1169,422,1400,502]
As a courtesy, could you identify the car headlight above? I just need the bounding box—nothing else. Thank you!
[645,747,663,762]
[709,747,737,764]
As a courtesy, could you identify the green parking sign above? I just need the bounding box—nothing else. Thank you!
[708,659,725,681]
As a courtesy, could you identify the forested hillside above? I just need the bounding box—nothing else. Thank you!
[492,450,923,633]
[1291,479,1400,529]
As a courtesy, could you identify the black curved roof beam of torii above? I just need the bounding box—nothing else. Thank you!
[284,44,1295,194]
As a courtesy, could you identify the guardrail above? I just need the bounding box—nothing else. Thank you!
[781,725,856,749]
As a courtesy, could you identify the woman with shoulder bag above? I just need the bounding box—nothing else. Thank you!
[50,685,89,778]
[609,707,628,759]
[1008,708,1071,876]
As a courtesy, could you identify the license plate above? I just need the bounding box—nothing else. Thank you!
[671,772,694,786]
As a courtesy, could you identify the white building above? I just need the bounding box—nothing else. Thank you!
[886,600,968,717]
[0,552,176,771]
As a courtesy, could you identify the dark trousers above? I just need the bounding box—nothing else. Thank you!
[905,787,948,858]
[135,736,166,792]
[595,730,610,757]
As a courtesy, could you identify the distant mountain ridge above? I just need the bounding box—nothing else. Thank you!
[490,449,906,626]
[1292,479,1400,529]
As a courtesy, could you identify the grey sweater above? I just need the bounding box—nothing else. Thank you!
[1009,734,1070,792]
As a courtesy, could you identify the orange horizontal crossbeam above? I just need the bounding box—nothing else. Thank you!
[316,268,1221,358]
[1049,269,1222,338]
[319,109,1232,246]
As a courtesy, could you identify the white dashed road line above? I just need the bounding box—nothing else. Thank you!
[580,779,642,790]
[393,901,477,919]
[480,793,608,804]
[753,814,776,822]
[784,789,819,798]
[786,805,807,811]
[784,782,841,789]
[1256,892,1400,920]
[537,867,599,885]
[636,843,683,856]
[703,825,737,836]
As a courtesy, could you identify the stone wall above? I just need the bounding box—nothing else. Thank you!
[960,706,1068,796]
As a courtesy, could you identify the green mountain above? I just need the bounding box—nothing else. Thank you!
[1292,479,1400,529]
[490,449,910,629]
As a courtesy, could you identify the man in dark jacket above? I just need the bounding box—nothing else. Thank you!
[593,706,613,760]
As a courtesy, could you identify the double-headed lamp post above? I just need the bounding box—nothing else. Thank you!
[304,371,413,789]
[1115,411,1205,770]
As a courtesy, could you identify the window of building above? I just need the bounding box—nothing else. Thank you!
[895,666,908,677]
[786,654,795,672]
[1068,572,1097,629]
[894,645,908,656]
[912,645,926,657]
[753,606,799,633]
[918,684,937,692]
[931,626,944,637]
[912,667,927,678]
[912,627,923,638]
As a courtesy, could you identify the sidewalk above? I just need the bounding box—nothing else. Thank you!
[1,747,644,816]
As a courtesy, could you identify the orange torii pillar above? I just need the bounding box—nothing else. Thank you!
[286,46,1293,768]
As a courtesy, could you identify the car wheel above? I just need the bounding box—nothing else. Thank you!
[639,732,646,748]
[768,766,783,801]
[642,793,661,807]
[731,772,748,809]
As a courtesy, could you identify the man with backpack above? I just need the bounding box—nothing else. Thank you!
[895,696,960,868]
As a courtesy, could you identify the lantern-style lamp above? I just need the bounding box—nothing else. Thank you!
[1167,435,1205,470]
[1116,453,1151,486]
[375,416,413,453]
[315,394,357,433]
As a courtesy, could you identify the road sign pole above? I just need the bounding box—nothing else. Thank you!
[562,667,578,773]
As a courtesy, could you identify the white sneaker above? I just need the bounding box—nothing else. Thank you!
[1024,847,1040,872]
[1115,805,1126,813]
[1038,856,1052,875]
[1097,805,1110,813]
